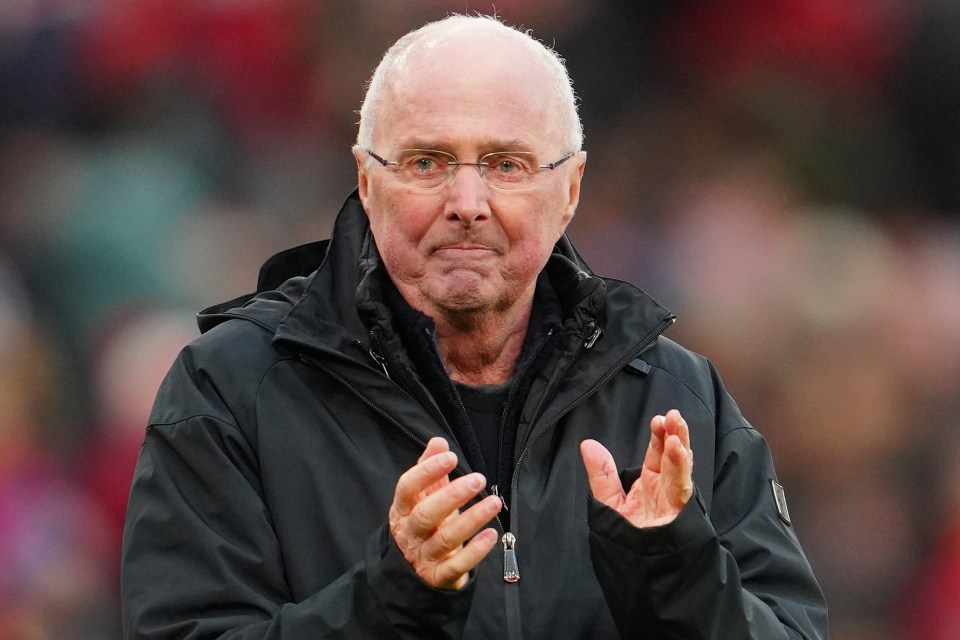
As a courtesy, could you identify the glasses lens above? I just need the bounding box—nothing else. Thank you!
[395,150,456,188]
[385,149,547,190]
[481,152,538,190]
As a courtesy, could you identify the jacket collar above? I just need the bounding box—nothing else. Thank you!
[197,189,675,361]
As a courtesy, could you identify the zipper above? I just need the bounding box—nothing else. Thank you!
[513,315,675,482]
[494,328,554,505]
[500,315,674,584]
[496,321,598,584]
[583,322,602,349]
[299,350,508,535]
[409,324,523,543]
[491,485,508,511]
[492,326,556,583]
[369,347,390,378]
[305,312,672,589]
[446,384,511,533]
[368,331,391,379]
[495,321,599,584]
[299,353,426,450]
[426,331,506,527]
[501,532,519,583]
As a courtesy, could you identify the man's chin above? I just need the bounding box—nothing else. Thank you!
[434,290,490,314]
[429,282,504,317]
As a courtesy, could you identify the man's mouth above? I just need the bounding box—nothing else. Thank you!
[433,243,500,255]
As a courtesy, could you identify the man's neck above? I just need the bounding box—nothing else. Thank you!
[433,306,531,386]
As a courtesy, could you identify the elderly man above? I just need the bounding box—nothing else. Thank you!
[121,15,828,640]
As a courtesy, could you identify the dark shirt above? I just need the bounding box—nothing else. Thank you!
[384,272,562,529]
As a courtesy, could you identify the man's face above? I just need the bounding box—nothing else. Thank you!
[355,32,585,322]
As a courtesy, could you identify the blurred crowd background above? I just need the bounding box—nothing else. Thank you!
[2,0,960,638]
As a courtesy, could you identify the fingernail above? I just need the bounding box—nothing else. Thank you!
[485,496,503,512]
[429,451,455,470]
[468,473,484,490]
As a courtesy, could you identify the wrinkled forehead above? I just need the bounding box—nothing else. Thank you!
[377,29,562,149]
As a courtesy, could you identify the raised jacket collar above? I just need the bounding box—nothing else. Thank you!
[197,189,675,366]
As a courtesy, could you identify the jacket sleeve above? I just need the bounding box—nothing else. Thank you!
[120,355,474,640]
[587,424,828,640]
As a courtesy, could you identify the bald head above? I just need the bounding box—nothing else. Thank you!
[357,15,582,155]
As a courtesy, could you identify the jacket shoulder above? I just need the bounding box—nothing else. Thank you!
[149,316,285,432]
[640,336,750,439]
[646,335,708,368]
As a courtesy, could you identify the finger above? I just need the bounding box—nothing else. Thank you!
[418,437,450,464]
[661,434,694,509]
[580,439,625,507]
[663,409,691,450]
[392,450,458,518]
[641,415,667,474]
[407,472,487,539]
[418,438,452,495]
[421,495,502,563]
[431,527,500,590]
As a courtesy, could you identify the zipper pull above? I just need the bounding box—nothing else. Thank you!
[491,485,508,511]
[368,347,390,379]
[502,532,520,583]
[584,323,602,349]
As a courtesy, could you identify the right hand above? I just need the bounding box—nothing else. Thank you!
[580,409,694,529]
[389,437,502,590]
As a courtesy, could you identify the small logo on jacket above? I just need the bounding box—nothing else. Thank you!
[770,480,791,525]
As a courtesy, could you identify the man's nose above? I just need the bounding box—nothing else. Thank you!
[443,164,492,225]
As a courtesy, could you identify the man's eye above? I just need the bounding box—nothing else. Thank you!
[411,157,439,172]
[489,155,526,174]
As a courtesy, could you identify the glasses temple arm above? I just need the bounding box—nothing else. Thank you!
[541,152,577,170]
[366,149,392,167]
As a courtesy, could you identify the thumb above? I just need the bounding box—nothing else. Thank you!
[580,439,625,508]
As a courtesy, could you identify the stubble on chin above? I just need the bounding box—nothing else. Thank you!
[414,271,516,328]
[428,272,495,312]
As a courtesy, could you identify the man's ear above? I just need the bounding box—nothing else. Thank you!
[560,151,587,230]
[352,145,371,210]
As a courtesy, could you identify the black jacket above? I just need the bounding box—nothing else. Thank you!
[121,191,828,639]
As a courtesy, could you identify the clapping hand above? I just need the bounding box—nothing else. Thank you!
[389,437,503,589]
[580,410,694,528]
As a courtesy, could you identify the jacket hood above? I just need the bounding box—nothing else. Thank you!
[197,189,674,360]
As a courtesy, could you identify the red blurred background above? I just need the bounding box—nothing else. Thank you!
[2,1,960,638]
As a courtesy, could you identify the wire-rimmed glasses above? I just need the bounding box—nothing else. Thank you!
[365,148,576,191]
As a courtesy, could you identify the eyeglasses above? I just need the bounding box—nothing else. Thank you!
[365,148,576,191]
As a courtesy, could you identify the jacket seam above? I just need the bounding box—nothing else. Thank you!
[712,426,769,538]
[646,363,716,419]
[208,311,277,333]
[148,356,291,447]
[715,425,760,447]
[147,413,242,434]
[646,363,760,445]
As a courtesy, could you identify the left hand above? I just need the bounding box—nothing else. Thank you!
[388,437,501,590]
[580,409,694,528]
